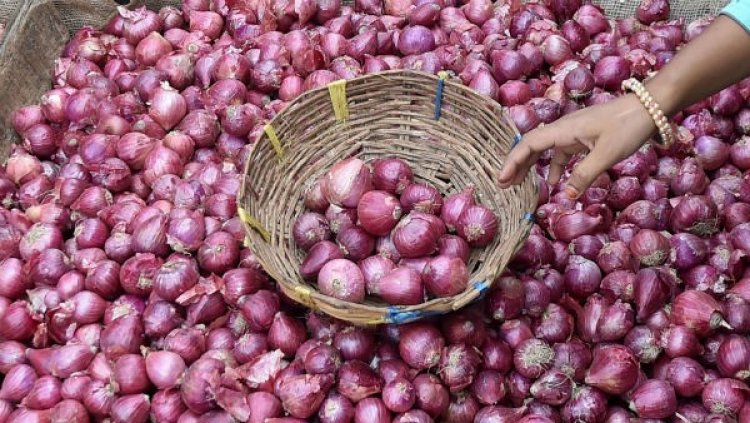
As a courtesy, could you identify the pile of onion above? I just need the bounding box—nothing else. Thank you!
[298,156,497,305]
[2,0,750,421]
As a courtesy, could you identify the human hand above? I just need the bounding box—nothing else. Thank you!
[497,94,658,198]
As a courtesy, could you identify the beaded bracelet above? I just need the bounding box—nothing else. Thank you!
[621,78,674,148]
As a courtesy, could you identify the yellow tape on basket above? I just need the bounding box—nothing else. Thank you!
[264,124,284,159]
[237,207,270,242]
[327,80,349,122]
[366,317,387,325]
[294,285,315,309]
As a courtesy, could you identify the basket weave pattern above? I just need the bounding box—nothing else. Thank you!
[239,70,537,325]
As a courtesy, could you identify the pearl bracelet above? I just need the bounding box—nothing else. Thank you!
[621,78,674,148]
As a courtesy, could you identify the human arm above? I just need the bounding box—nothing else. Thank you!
[497,14,750,198]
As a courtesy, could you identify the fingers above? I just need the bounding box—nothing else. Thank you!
[497,125,561,188]
[547,149,571,185]
[565,143,621,198]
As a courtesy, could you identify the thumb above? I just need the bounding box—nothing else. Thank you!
[564,146,615,199]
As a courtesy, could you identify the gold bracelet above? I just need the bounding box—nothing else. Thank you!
[621,78,674,148]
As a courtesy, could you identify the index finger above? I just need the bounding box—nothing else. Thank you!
[497,124,560,187]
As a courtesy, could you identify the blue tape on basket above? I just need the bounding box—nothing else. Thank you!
[473,280,489,294]
[511,133,522,149]
[434,71,449,120]
[522,212,534,223]
[386,307,424,325]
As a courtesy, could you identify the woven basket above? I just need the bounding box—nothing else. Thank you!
[238,70,537,325]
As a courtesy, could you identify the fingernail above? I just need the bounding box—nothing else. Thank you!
[564,186,579,199]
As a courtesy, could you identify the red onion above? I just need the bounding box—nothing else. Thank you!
[337,360,381,403]
[197,231,239,274]
[672,158,709,195]
[563,255,602,299]
[664,357,706,398]
[399,26,436,56]
[355,398,391,423]
[444,393,479,423]
[456,205,497,247]
[382,377,416,413]
[393,212,444,258]
[50,399,88,423]
[661,324,702,358]
[702,378,748,416]
[509,338,553,380]
[318,258,366,302]
[730,136,750,170]
[629,379,677,418]
[372,158,414,194]
[318,391,355,423]
[153,256,199,302]
[630,229,669,266]
[410,3,441,27]
[119,6,161,45]
[0,341,27,374]
[437,186,475,233]
[593,56,631,90]
[491,50,528,83]
[112,354,150,395]
[399,323,444,370]
[324,158,373,208]
[671,195,719,236]
[672,290,729,336]
[491,76,528,104]
[360,255,396,295]
[100,315,143,360]
[144,350,186,390]
[585,344,639,395]
[422,255,468,297]
[293,212,330,250]
[560,19,590,51]
[358,190,402,236]
[550,339,591,383]
[304,178,330,213]
[378,358,413,384]
[0,364,37,402]
[406,374,447,418]
[301,241,345,280]
[181,357,224,413]
[400,183,442,215]
[246,392,282,423]
[0,258,30,299]
[574,4,610,35]
[378,266,423,305]
[694,136,730,170]
[326,205,357,235]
